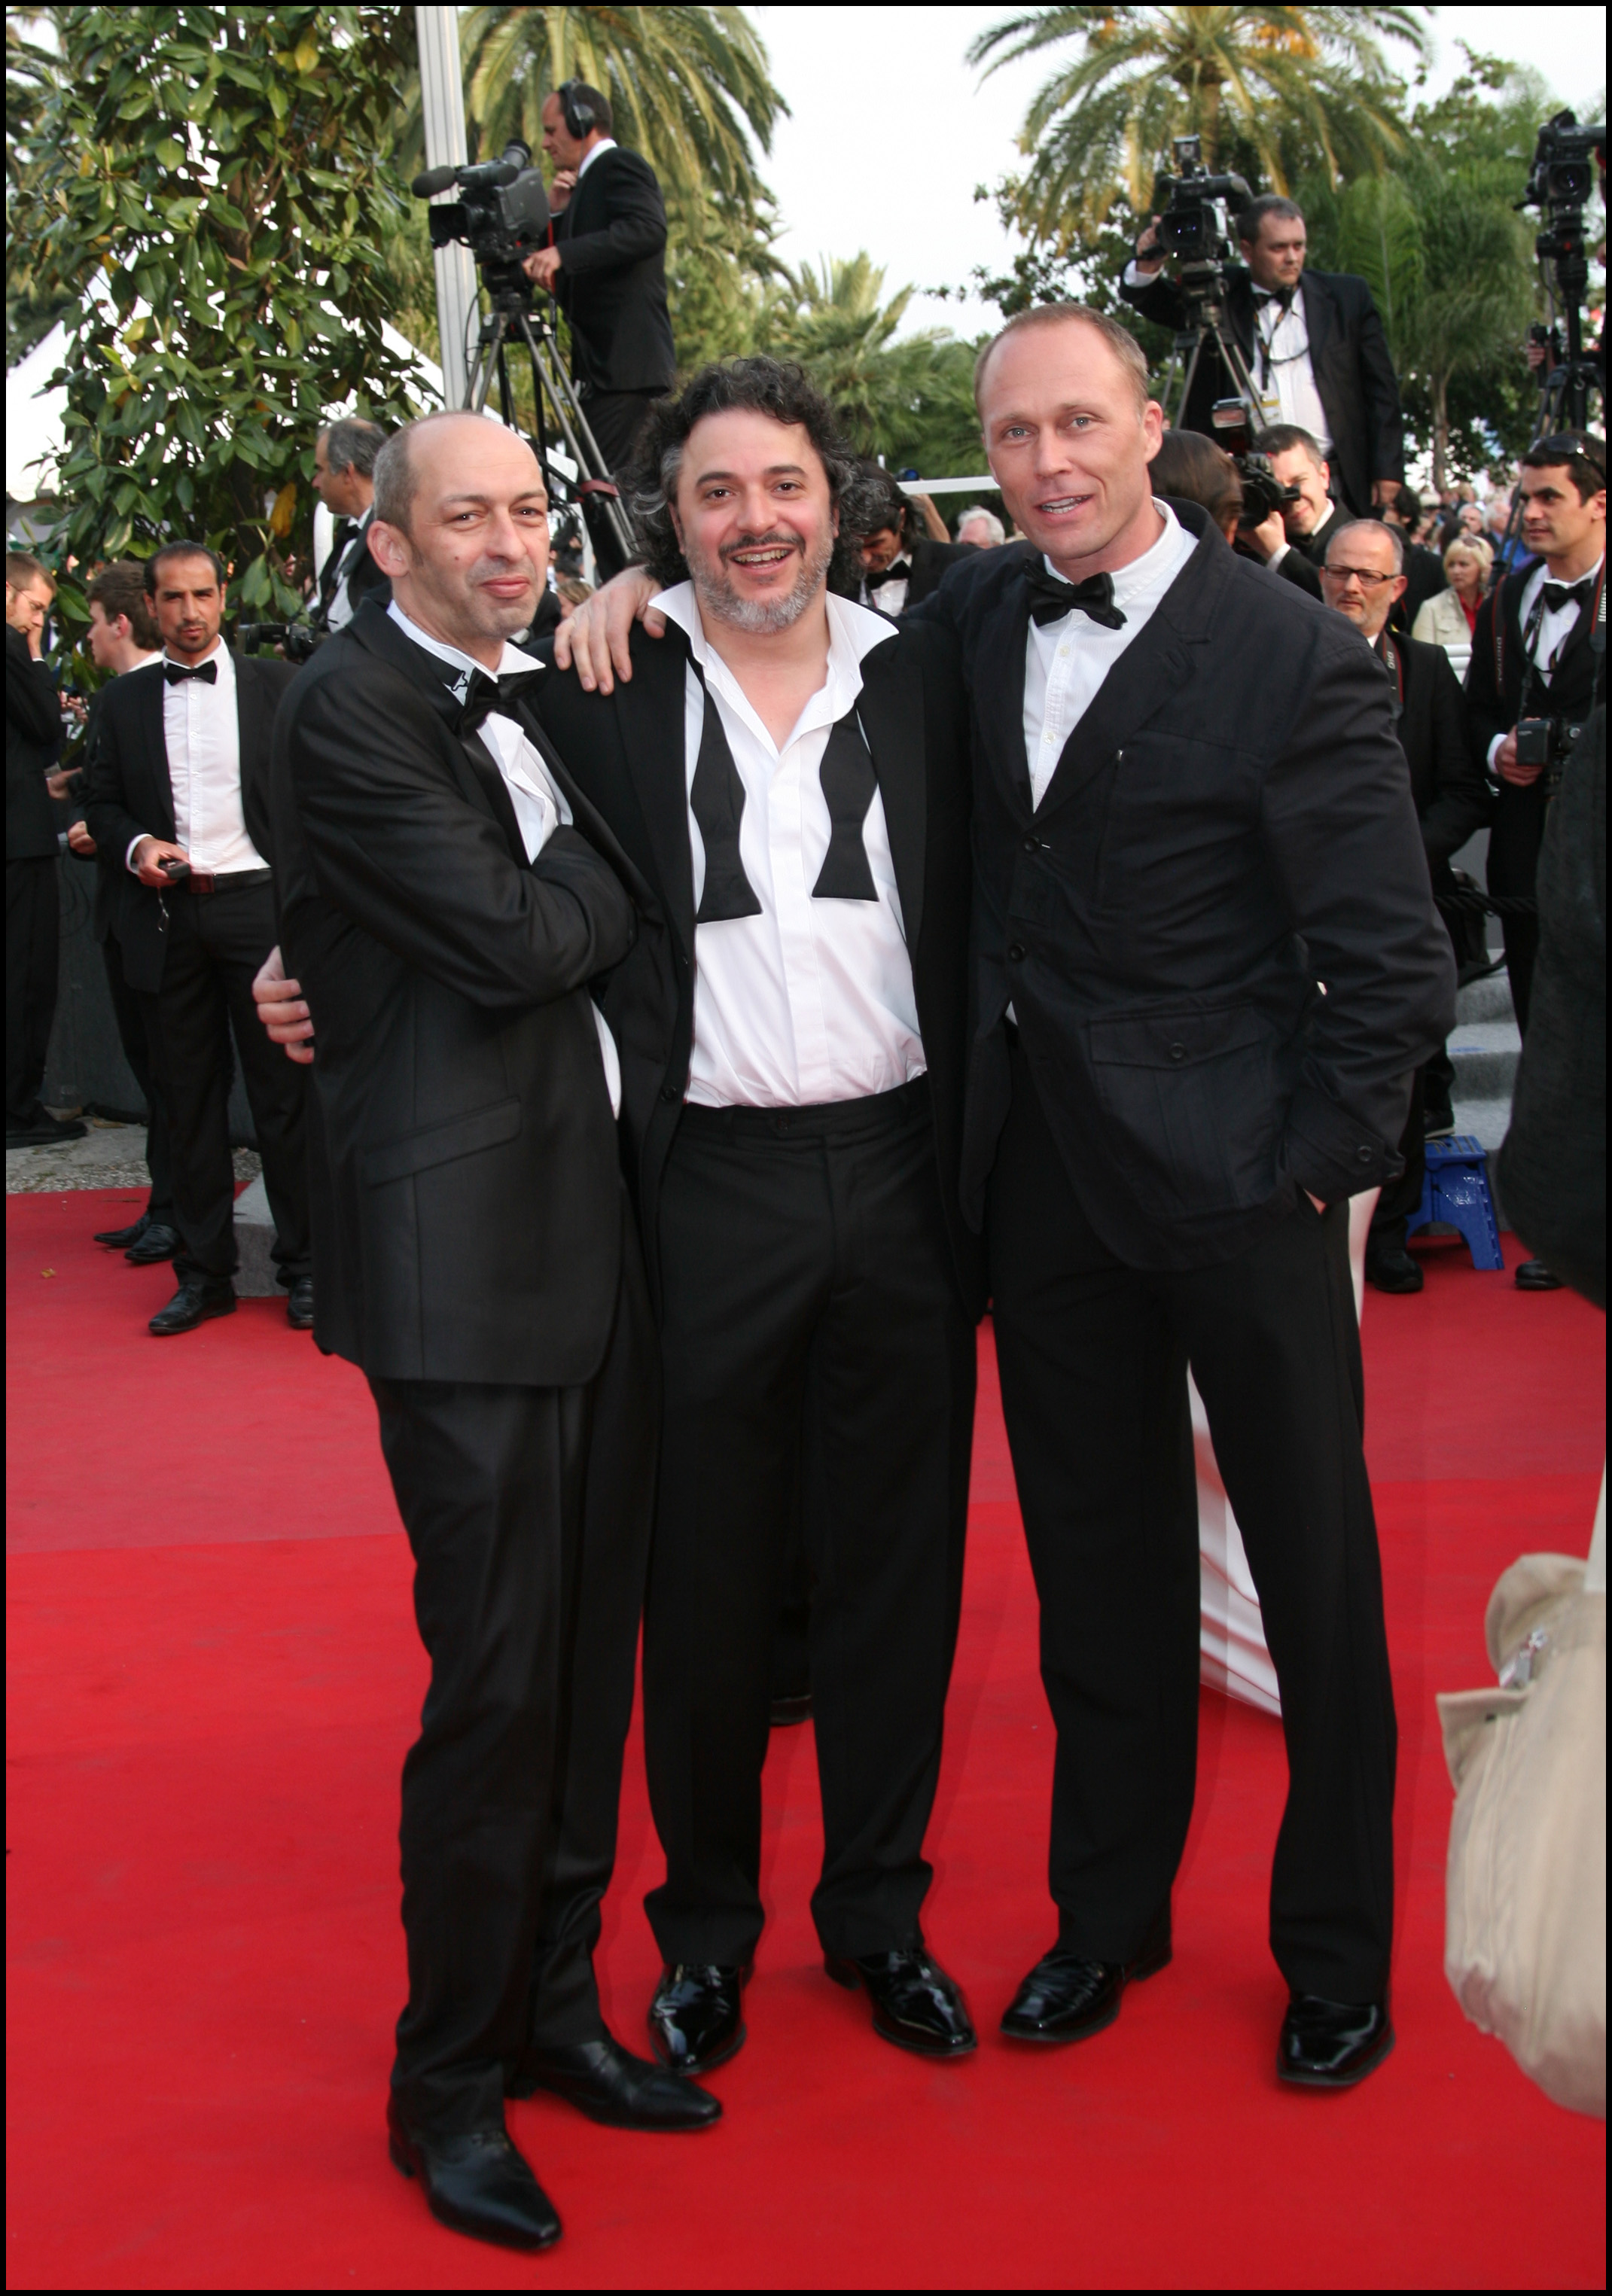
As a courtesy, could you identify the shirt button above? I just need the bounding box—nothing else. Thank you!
[1008,942,1025,963]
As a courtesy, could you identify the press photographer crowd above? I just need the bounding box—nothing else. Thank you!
[5,69,1606,2256]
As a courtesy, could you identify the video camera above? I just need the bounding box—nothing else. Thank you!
[1523,111,1606,260]
[1514,714,1586,797]
[1152,137,1253,270]
[1208,401,1302,529]
[412,142,550,288]
[236,622,324,662]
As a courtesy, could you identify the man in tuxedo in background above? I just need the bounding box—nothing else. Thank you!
[63,564,176,1262]
[7,551,84,1148]
[1315,518,1489,1295]
[1467,428,1604,1292]
[1123,193,1404,518]
[916,305,1452,2086]
[1238,424,1342,598]
[268,411,715,2253]
[84,545,309,1334]
[521,81,676,480]
[311,417,389,631]
[846,465,980,616]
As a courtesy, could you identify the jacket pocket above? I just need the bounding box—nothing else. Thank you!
[362,1097,521,1187]
[1089,1005,1279,1216]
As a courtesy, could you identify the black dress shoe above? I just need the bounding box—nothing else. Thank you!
[824,1944,976,2057]
[511,2033,721,2129]
[1366,1247,1424,1294]
[94,1210,150,1250]
[148,1279,236,1336]
[648,1963,749,2076]
[286,1274,315,1329]
[1514,1258,1564,1291]
[769,1691,812,1727]
[1001,1906,1172,2045]
[386,2098,559,2252]
[1278,1993,1394,2087]
[125,1222,178,1265]
[7,1111,87,1147]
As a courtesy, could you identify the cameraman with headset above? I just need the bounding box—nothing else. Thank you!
[521,81,676,482]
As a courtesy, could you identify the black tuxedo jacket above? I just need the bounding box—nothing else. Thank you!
[1122,265,1404,516]
[909,504,1454,1268]
[270,601,641,1387]
[6,625,62,860]
[1467,568,1602,895]
[318,507,391,624]
[83,650,297,993]
[1385,630,1490,872]
[552,147,677,393]
[838,536,980,613]
[529,614,986,1323]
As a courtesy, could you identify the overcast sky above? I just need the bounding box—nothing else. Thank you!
[754,5,1607,338]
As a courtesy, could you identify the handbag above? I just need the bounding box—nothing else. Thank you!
[1438,1481,1607,2118]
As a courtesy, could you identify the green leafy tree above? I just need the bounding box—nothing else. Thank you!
[9,6,427,624]
[971,5,1426,250]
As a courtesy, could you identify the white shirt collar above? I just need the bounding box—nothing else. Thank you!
[1039,498,1195,615]
[656,582,892,756]
[386,599,538,694]
[576,136,617,181]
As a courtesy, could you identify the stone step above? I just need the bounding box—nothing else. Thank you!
[1448,1021,1519,1104]
[1455,970,1515,1026]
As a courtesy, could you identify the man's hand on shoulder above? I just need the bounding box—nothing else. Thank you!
[552,566,666,693]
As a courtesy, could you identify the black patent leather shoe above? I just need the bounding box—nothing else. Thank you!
[824,1945,976,2057]
[1366,1247,1424,1294]
[648,1963,749,2076]
[148,1279,236,1336]
[511,2033,721,2130]
[94,1210,150,1250]
[1000,1906,1172,2045]
[386,2098,559,2251]
[1278,1993,1394,2087]
[286,1274,315,1329]
[769,1692,812,1727]
[126,1221,179,1265]
[1514,1258,1564,1292]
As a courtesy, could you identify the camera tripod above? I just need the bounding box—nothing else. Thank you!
[465,279,635,576]
[1160,267,1266,433]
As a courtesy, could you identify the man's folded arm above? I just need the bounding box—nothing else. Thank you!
[1260,629,1456,1198]
[82,705,151,867]
[286,674,635,1011]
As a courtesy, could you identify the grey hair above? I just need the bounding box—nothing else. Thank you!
[1327,516,1404,571]
[321,416,387,478]
[957,506,1005,544]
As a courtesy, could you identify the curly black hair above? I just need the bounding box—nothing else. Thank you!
[623,357,886,591]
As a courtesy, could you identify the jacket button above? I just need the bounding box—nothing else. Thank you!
[1022,833,1039,854]
[1007,942,1025,963]
[1357,1145,1373,1163]
[1169,1043,1186,1061]
[660,1085,681,1104]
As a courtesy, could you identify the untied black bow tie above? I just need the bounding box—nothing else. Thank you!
[458,665,546,734]
[164,658,218,684]
[1025,564,1127,631]
[1540,577,1592,614]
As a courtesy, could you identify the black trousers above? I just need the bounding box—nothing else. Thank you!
[987,1049,1397,2004]
[1368,1066,1425,1256]
[1489,782,1545,1032]
[147,880,309,1285]
[373,1199,658,2138]
[576,383,660,482]
[643,1079,976,1966]
[100,938,174,1224]
[6,856,59,1124]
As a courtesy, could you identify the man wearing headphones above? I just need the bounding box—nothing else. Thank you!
[522,82,677,482]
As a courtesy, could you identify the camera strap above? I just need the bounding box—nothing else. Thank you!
[1506,556,1606,716]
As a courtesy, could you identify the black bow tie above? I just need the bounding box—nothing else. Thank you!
[869,562,911,589]
[1253,285,1296,310]
[164,659,218,684]
[458,665,546,734]
[1025,564,1127,630]
[1540,577,1592,614]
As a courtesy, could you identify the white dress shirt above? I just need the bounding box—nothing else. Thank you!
[323,509,373,632]
[861,571,909,617]
[1484,554,1604,773]
[129,639,268,876]
[655,583,926,1110]
[386,602,620,1116]
[1022,500,1198,805]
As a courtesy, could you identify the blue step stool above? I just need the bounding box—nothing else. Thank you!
[1407,1134,1505,1270]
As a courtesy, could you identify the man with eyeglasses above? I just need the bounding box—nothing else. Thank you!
[1319,520,1490,1293]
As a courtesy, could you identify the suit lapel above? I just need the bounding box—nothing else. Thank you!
[349,601,525,858]
[1301,273,1334,372]
[1033,521,1220,826]
[977,553,1036,816]
[141,664,176,838]
[612,629,698,960]
[856,633,926,954]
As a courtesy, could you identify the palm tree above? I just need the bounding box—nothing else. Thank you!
[765,256,955,454]
[459,5,784,222]
[970,5,1428,248]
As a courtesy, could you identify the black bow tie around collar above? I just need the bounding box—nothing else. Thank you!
[164,658,218,685]
[457,665,546,735]
[1025,564,1127,631]
[870,561,911,589]
[1540,577,1592,614]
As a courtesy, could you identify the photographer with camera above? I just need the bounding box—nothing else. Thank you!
[1467,433,1604,1182]
[520,81,676,482]
[312,418,390,631]
[1123,192,1405,519]
[84,544,312,1336]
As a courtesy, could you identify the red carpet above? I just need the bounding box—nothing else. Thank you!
[7,1190,1606,2289]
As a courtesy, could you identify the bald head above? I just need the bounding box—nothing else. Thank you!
[368,413,550,667]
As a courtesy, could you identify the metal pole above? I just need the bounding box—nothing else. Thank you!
[415,5,475,408]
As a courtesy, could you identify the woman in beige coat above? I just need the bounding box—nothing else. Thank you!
[1413,534,1492,680]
